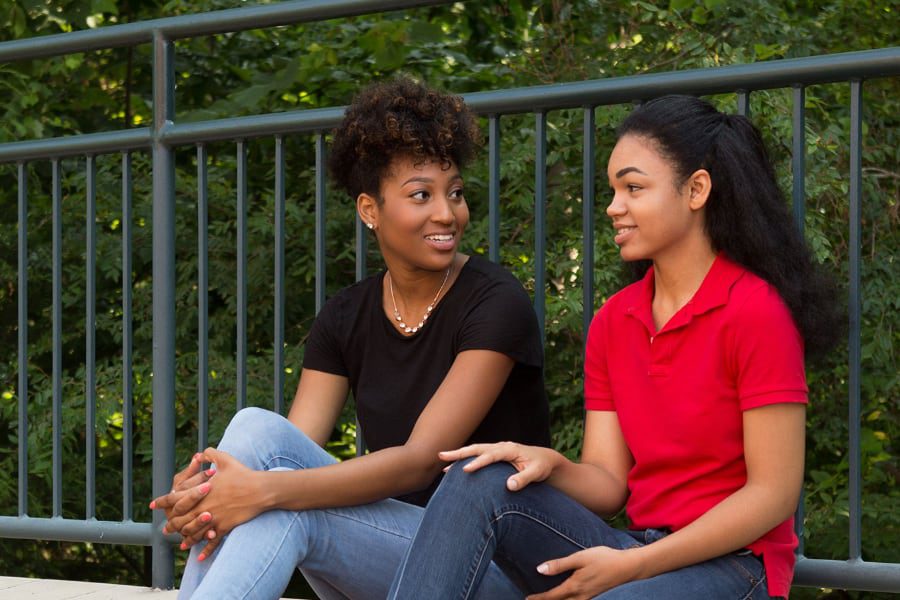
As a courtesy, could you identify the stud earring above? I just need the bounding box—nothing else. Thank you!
[366,222,375,230]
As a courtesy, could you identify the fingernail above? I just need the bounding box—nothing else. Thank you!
[507,478,519,490]
[193,453,202,462]
[199,483,210,494]
[179,542,187,550]
[537,563,549,574]
[198,553,206,562]
[205,468,216,477]
[162,526,169,535]
[207,530,216,539]
[149,501,156,510]
[200,512,212,523]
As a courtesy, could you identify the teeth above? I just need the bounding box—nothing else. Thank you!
[426,234,453,241]
[617,227,635,234]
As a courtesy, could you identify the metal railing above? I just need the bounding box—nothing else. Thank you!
[0,0,898,592]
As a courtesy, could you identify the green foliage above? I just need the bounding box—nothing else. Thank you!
[0,0,897,596]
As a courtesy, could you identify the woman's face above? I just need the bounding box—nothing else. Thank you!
[605,134,706,263]
[368,156,469,273]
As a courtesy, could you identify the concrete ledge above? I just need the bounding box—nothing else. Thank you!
[0,577,305,599]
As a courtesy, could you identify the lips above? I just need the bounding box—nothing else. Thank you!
[424,232,456,251]
[613,225,636,245]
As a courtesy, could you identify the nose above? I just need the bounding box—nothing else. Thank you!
[431,194,455,224]
[606,190,626,219]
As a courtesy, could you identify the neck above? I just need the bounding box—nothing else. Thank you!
[651,239,717,327]
[386,255,456,303]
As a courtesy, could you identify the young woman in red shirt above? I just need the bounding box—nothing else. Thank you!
[387,95,841,600]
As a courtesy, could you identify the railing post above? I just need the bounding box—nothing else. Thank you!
[151,29,176,590]
[848,79,863,562]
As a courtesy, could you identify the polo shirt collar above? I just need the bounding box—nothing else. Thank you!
[626,254,745,335]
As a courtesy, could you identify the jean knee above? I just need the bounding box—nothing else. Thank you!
[217,407,289,465]
[441,459,517,505]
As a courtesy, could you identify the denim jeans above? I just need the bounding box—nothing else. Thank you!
[177,407,520,600]
[388,459,772,600]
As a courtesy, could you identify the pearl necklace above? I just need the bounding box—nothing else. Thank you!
[388,266,451,334]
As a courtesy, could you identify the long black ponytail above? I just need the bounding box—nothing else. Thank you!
[617,95,842,358]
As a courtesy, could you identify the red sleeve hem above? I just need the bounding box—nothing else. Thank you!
[740,390,808,411]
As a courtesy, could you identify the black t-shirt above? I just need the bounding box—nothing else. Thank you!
[302,255,551,506]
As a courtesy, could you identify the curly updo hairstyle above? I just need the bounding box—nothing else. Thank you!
[328,77,481,201]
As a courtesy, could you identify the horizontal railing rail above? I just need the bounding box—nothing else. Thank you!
[1,0,898,592]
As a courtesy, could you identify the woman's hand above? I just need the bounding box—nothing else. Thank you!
[164,447,269,560]
[440,442,565,492]
[527,546,643,600]
[149,452,216,524]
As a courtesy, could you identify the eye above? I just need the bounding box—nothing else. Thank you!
[449,187,465,201]
[411,190,431,201]
[626,184,642,193]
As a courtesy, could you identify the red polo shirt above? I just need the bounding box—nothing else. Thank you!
[585,255,807,598]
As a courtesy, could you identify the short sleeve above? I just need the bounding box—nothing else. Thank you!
[457,278,542,368]
[301,295,349,377]
[731,286,808,411]
[584,305,614,411]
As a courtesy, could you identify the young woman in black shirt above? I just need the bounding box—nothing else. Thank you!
[151,77,550,600]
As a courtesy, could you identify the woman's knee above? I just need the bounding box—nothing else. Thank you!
[441,459,517,503]
[217,408,301,466]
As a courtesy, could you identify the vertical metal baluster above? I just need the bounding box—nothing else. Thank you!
[274,137,285,415]
[315,134,326,315]
[489,115,501,263]
[236,140,248,411]
[582,107,596,339]
[792,85,807,555]
[534,111,547,339]
[197,145,209,449]
[848,79,863,562]
[86,155,96,520]
[792,85,806,236]
[151,30,176,589]
[737,90,751,117]
[52,158,63,519]
[121,152,133,521]
[354,160,367,457]
[17,162,28,517]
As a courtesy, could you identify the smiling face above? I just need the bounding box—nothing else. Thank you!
[360,155,469,274]
[606,134,711,264]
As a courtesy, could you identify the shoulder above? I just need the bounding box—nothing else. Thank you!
[317,273,382,322]
[727,268,796,330]
[459,256,532,303]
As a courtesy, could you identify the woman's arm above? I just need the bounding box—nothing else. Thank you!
[165,349,515,547]
[443,410,632,518]
[530,402,805,600]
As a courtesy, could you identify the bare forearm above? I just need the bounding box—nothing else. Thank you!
[259,446,438,512]
[630,482,794,579]
[547,458,629,517]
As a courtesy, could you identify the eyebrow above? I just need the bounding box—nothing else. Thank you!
[402,174,463,186]
[614,166,647,178]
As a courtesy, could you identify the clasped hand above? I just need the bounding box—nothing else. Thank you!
[149,447,264,561]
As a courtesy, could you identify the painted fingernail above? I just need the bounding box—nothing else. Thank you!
[205,468,216,477]
[537,563,549,574]
[198,553,206,562]
[199,483,210,494]
[200,513,212,523]
[162,526,169,535]
[149,500,156,510]
[180,542,187,550]
[207,530,216,540]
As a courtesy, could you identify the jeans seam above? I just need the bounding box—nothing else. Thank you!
[320,508,413,541]
[262,455,306,470]
[461,529,495,600]
[236,511,304,600]
[493,506,591,551]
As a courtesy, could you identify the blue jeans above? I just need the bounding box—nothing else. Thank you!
[388,459,772,600]
[177,408,520,600]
